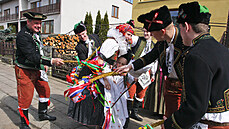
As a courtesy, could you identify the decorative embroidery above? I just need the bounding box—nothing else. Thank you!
[217,99,224,107]
[224,89,229,111]
[207,88,229,113]
[173,48,182,65]
[134,39,147,60]
[171,114,182,129]
[181,50,189,102]
[192,33,211,45]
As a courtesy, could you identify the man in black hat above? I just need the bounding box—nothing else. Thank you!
[67,21,103,128]
[115,5,188,119]
[15,12,64,129]
[73,21,101,61]
[163,2,229,128]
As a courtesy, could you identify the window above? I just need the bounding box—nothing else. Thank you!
[169,10,179,25]
[4,9,10,20]
[31,1,41,9]
[139,0,162,3]
[15,6,19,16]
[49,0,60,4]
[124,0,133,4]
[112,5,119,19]
[41,20,54,34]
[49,0,54,4]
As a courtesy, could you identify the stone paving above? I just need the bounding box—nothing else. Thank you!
[0,61,162,129]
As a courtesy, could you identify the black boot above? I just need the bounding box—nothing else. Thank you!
[20,110,31,129]
[130,99,143,121]
[123,100,133,128]
[38,102,56,121]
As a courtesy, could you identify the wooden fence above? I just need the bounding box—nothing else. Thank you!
[0,40,16,64]
[51,48,77,80]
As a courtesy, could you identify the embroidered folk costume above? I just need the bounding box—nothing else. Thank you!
[164,2,229,128]
[135,5,188,118]
[15,12,63,129]
[67,21,104,126]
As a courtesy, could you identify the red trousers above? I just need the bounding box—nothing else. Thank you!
[127,81,148,100]
[15,65,50,109]
[164,77,182,118]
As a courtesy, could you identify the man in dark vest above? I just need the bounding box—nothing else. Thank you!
[15,12,64,129]
[164,2,229,128]
[74,21,101,61]
[67,21,104,128]
[115,5,189,119]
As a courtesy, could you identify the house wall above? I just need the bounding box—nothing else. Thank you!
[60,0,132,34]
[132,0,229,41]
[0,0,19,29]
[1,0,19,16]
[0,0,133,34]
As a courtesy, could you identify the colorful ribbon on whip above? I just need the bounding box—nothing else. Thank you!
[64,55,125,129]
[64,56,120,103]
[139,120,165,129]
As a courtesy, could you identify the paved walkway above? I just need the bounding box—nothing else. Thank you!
[0,61,162,129]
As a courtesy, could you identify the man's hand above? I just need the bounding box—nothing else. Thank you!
[114,64,132,75]
[161,116,167,129]
[44,66,48,72]
[103,77,111,90]
[51,58,64,66]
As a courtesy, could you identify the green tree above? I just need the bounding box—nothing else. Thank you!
[103,12,109,36]
[84,12,89,26]
[94,10,101,34]
[87,12,93,35]
[99,12,109,42]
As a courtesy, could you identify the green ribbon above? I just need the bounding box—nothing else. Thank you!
[199,4,209,13]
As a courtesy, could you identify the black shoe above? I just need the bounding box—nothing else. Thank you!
[130,110,143,121]
[39,112,56,121]
[20,124,31,129]
[38,102,56,121]
[130,99,143,121]
[20,110,31,129]
[123,117,129,129]
[127,100,133,115]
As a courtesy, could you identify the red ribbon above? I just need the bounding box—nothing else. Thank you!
[145,12,163,30]
[103,108,111,129]
[48,100,51,106]
[18,108,29,126]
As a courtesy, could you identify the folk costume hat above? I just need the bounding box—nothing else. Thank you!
[177,1,211,25]
[23,12,47,20]
[116,23,134,36]
[137,5,172,31]
[126,19,135,28]
[74,21,87,34]
[99,38,119,65]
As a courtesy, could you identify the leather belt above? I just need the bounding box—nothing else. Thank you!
[200,120,229,126]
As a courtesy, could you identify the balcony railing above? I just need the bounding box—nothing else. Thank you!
[20,2,61,19]
[0,14,19,23]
